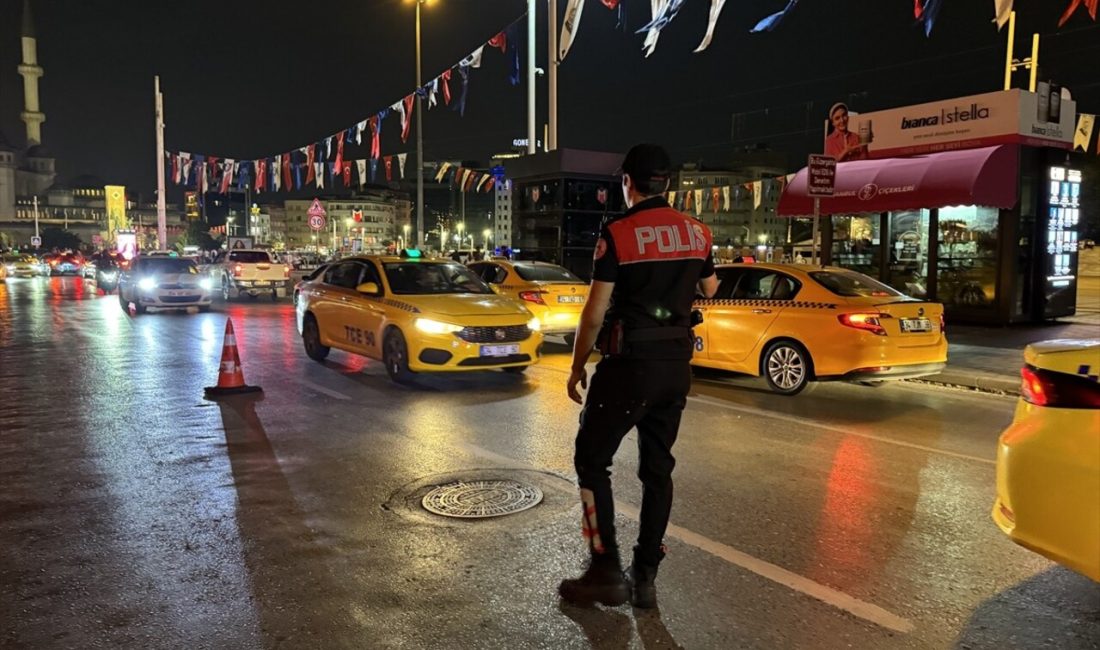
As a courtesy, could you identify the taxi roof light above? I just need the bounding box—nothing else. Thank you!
[400,248,423,259]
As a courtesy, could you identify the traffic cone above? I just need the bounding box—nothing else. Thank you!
[204,318,262,398]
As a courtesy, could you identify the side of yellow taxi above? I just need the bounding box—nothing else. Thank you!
[691,263,948,395]
[296,254,543,383]
[993,339,1100,581]
[468,260,589,344]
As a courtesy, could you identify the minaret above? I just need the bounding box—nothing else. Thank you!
[18,0,45,146]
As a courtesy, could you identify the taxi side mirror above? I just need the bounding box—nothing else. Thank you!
[357,281,381,295]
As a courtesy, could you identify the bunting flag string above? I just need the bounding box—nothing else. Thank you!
[993,0,1013,29]
[1075,113,1096,152]
[750,0,799,34]
[165,12,527,194]
[695,0,729,53]
[1059,0,1099,26]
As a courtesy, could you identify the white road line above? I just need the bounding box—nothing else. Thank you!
[687,394,995,465]
[451,440,915,635]
[295,378,352,400]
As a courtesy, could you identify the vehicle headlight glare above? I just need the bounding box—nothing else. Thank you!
[414,318,463,335]
[527,317,542,332]
[199,277,213,291]
[137,277,157,291]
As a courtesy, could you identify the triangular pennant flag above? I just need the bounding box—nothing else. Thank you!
[459,168,472,189]
[488,31,507,53]
[560,0,587,62]
[428,79,439,109]
[392,100,407,138]
[684,188,693,211]
[356,119,367,145]
[639,0,686,57]
[918,0,944,36]
[356,159,367,187]
[506,23,521,85]
[369,158,379,183]
[171,153,180,184]
[334,137,345,174]
[256,159,267,192]
[693,189,703,216]
[306,145,316,183]
[326,161,335,187]
[401,94,415,143]
[1059,0,1098,27]
[324,135,334,160]
[293,162,303,190]
[476,174,490,192]
[454,66,470,116]
[459,46,484,69]
[752,181,762,209]
[273,155,282,192]
[722,186,730,210]
[397,153,408,179]
[711,187,721,213]
[750,0,799,33]
[993,0,1013,29]
[484,177,496,192]
[314,162,323,189]
[283,155,292,190]
[466,172,478,192]
[435,162,452,183]
[695,0,729,52]
[384,156,394,182]
[668,190,678,209]
[371,114,383,160]
[440,69,452,105]
[1075,114,1096,151]
[342,162,352,188]
[221,158,235,194]
[193,154,205,190]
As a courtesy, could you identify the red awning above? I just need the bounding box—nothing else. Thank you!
[777,145,1019,217]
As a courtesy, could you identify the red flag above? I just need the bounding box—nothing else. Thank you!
[401,95,415,143]
[342,162,352,187]
[488,31,507,52]
[440,69,452,105]
[306,145,316,183]
[914,0,923,19]
[369,116,381,160]
[711,187,720,213]
[334,136,345,174]
[256,159,267,191]
[1059,0,1098,26]
[483,177,496,192]
[171,154,179,184]
[384,156,393,182]
[282,154,292,189]
[601,0,620,8]
[220,162,234,194]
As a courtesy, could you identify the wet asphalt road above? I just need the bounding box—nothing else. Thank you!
[1,276,1097,650]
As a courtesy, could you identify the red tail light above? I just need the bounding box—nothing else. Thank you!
[838,312,886,336]
[232,263,243,277]
[284,265,291,278]
[519,290,546,305]
[939,313,946,333]
[1021,365,1100,408]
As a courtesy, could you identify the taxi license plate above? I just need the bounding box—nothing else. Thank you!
[480,344,519,357]
[900,318,933,333]
[557,295,584,304]
[254,281,270,287]
[168,290,193,297]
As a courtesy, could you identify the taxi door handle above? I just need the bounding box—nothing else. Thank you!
[752,308,772,314]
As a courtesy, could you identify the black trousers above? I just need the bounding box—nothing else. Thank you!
[574,356,691,568]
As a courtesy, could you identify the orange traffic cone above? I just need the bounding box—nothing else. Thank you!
[204,318,262,398]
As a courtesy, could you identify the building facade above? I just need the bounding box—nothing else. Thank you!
[493,179,513,249]
[283,190,410,252]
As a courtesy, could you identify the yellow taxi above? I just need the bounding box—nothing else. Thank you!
[296,251,543,383]
[691,263,948,395]
[993,339,1100,581]
[468,259,589,344]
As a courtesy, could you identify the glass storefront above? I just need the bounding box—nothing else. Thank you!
[886,209,931,299]
[936,205,999,309]
[830,214,880,278]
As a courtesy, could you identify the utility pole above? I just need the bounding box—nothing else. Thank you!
[415,0,425,248]
[548,0,558,151]
[33,195,40,240]
[155,76,167,249]
[527,0,536,155]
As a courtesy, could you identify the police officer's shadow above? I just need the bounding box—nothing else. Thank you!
[558,601,685,650]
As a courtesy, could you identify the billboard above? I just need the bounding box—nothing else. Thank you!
[105,185,129,235]
[824,89,1076,160]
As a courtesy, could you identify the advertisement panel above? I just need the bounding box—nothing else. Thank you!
[1043,165,1081,318]
[824,89,1076,160]
[105,185,129,236]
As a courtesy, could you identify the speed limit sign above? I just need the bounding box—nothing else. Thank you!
[308,214,326,231]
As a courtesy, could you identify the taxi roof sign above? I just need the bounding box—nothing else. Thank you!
[399,248,423,259]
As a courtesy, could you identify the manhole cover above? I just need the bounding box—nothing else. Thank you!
[421,479,544,519]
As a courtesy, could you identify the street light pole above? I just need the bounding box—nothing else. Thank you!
[415,0,425,249]
[527,0,536,155]
[548,0,557,150]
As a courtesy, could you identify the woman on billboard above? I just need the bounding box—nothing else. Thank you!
[824,102,869,162]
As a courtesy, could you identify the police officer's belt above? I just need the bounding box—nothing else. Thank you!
[624,327,692,342]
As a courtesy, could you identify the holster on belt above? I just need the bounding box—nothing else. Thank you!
[597,322,692,358]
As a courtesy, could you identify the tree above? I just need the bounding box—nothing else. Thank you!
[184,219,221,251]
[40,227,82,251]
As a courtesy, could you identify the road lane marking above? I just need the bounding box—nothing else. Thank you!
[687,394,995,465]
[451,439,915,635]
[295,378,352,400]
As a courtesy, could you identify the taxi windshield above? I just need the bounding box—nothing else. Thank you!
[137,258,197,275]
[513,263,582,283]
[383,262,493,295]
[809,271,902,298]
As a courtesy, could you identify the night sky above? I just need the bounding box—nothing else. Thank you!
[0,0,1096,199]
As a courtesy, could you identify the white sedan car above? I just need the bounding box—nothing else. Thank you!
[118,256,214,314]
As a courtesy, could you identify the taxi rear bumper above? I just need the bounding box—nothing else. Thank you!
[835,362,947,382]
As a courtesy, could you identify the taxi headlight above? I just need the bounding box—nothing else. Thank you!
[527,317,542,332]
[199,277,214,291]
[4,264,14,272]
[137,277,157,292]
[415,318,463,335]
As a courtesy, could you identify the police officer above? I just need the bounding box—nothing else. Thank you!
[559,143,718,609]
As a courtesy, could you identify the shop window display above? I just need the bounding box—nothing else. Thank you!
[887,209,931,298]
[937,205,999,308]
[831,214,880,277]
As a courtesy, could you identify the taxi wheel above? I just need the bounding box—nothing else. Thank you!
[383,329,415,384]
[302,314,330,362]
[762,340,812,396]
[562,333,576,348]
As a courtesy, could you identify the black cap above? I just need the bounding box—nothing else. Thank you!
[619,143,671,183]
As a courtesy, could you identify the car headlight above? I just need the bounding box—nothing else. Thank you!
[414,318,464,335]
[199,277,213,291]
[527,317,542,332]
[137,277,157,291]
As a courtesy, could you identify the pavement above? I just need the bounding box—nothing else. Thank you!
[922,276,1100,395]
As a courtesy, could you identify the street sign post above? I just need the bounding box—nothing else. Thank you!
[807,155,837,265]
[307,198,327,233]
[31,236,41,248]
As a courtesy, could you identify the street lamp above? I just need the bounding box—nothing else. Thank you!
[408,0,434,250]
[483,228,491,252]
[456,221,465,252]
[227,216,236,238]
[402,223,410,251]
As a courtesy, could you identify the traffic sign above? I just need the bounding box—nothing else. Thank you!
[307,198,327,231]
[31,236,41,248]
[807,154,837,197]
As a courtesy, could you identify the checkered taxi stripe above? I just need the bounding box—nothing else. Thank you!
[693,299,838,309]
[383,299,420,313]
[1078,365,1099,382]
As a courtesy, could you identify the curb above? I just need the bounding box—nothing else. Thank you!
[908,370,1020,396]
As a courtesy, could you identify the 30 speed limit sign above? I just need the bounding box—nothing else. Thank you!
[308,214,326,231]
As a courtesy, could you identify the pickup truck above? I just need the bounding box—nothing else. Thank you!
[210,249,290,301]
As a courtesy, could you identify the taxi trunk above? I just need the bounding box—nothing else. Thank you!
[834,298,947,379]
[521,282,587,335]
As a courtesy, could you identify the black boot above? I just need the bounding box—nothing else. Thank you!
[558,554,630,607]
[626,563,658,609]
